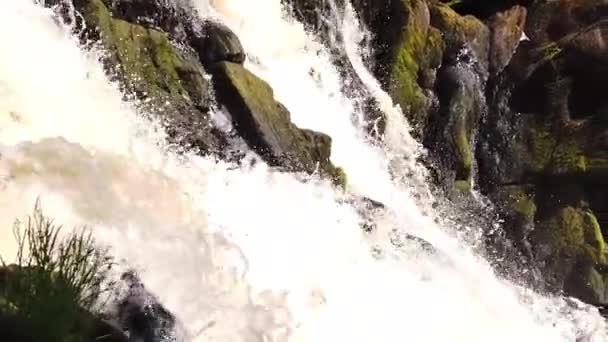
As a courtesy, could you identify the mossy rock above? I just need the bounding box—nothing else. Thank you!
[282,0,444,137]
[449,179,472,199]
[385,0,445,135]
[428,63,483,187]
[61,0,226,155]
[499,185,537,222]
[449,85,475,181]
[523,118,587,176]
[78,0,207,103]
[430,2,490,73]
[533,207,608,266]
[209,62,345,186]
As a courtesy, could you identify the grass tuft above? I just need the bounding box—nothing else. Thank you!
[0,202,115,342]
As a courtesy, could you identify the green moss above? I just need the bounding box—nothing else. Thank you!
[214,62,345,182]
[425,27,444,69]
[430,3,489,66]
[452,117,473,180]
[331,167,348,189]
[504,186,536,220]
[536,206,608,264]
[220,62,278,118]
[432,4,486,44]
[453,179,471,193]
[526,119,587,175]
[582,211,607,260]
[386,0,444,131]
[80,0,202,103]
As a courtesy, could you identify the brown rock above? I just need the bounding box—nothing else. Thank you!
[488,5,527,74]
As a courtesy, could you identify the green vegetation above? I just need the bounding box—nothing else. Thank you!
[533,42,563,64]
[0,204,115,342]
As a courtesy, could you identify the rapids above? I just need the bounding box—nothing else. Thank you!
[0,0,606,341]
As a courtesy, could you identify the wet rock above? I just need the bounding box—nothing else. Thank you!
[345,196,386,232]
[96,0,192,39]
[115,272,176,342]
[430,2,490,76]
[446,0,532,20]
[531,206,608,293]
[425,60,486,189]
[191,21,246,65]
[209,61,346,185]
[565,262,608,307]
[47,0,229,157]
[487,5,527,75]
[93,0,246,66]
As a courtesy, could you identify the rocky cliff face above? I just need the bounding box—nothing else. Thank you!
[285,0,608,308]
[40,0,608,312]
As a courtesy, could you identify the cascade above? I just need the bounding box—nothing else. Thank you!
[0,0,606,341]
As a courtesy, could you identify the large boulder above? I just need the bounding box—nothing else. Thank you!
[191,21,246,65]
[209,62,346,185]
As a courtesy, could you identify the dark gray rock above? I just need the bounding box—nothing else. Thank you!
[115,272,177,342]
[192,21,246,65]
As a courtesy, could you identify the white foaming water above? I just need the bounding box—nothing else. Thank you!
[0,1,606,342]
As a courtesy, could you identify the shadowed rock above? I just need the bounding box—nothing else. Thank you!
[115,272,176,342]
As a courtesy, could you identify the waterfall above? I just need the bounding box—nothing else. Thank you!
[0,0,606,341]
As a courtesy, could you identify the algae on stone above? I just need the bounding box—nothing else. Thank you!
[525,119,587,176]
[210,62,346,186]
[384,0,444,134]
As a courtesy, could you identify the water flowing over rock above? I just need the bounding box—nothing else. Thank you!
[46,0,341,181]
[475,0,608,304]
[283,0,608,310]
[1,0,608,341]
[209,61,344,183]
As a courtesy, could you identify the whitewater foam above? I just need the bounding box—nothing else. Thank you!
[0,0,606,341]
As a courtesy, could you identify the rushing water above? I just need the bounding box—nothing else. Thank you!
[0,0,607,341]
